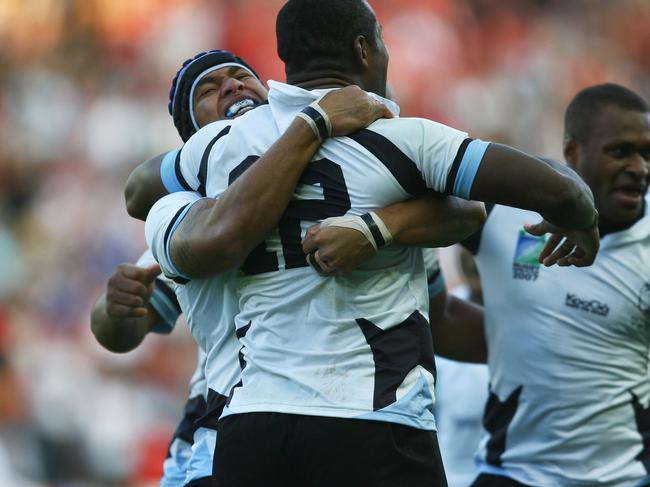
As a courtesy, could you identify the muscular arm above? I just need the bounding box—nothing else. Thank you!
[301,194,486,275]
[470,144,595,230]
[124,153,168,221]
[374,193,486,247]
[429,288,487,363]
[169,87,393,278]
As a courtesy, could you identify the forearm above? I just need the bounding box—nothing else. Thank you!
[90,294,157,353]
[375,193,486,247]
[171,118,319,277]
[430,293,487,363]
[470,143,596,230]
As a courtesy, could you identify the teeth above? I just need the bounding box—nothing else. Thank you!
[226,99,256,119]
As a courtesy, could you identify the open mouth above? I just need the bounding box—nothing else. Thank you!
[225,98,258,119]
[613,184,646,205]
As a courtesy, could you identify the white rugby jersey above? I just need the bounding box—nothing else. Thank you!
[136,243,239,483]
[465,199,650,486]
[135,250,207,485]
[152,81,490,430]
[146,190,242,417]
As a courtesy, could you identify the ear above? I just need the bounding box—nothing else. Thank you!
[563,138,578,169]
[353,35,371,69]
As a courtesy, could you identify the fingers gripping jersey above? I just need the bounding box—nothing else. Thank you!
[467,200,650,486]
[153,81,490,431]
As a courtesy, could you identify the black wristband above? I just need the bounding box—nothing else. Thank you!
[360,213,387,248]
[301,106,330,142]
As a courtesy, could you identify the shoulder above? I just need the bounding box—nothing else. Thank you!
[367,117,468,141]
[184,120,234,155]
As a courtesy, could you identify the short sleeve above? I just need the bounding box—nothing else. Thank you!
[362,118,490,199]
[145,191,205,282]
[159,120,233,193]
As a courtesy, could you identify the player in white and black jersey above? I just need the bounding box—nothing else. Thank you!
[109,47,489,486]
[91,49,268,487]
[145,1,599,485]
[312,83,650,487]
[455,84,650,487]
[98,50,422,486]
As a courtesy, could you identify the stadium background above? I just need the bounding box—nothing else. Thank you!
[0,0,649,484]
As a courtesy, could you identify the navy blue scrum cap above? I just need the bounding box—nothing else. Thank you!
[168,50,260,142]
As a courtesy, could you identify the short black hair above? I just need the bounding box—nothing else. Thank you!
[277,0,378,77]
[565,83,649,143]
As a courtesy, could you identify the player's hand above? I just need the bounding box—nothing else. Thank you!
[524,219,600,267]
[318,85,394,137]
[302,220,376,276]
[105,264,161,319]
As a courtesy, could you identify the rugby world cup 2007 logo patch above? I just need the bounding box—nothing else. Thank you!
[512,229,546,281]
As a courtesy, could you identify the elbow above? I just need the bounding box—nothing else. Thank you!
[545,177,595,229]
[467,201,487,233]
[124,173,145,220]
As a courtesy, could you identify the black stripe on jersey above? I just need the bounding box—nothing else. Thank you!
[356,311,436,411]
[197,125,231,197]
[173,148,192,191]
[483,385,522,467]
[163,204,190,256]
[195,388,229,431]
[460,203,495,255]
[347,130,427,197]
[444,137,473,196]
[361,213,385,248]
[163,204,191,285]
[632,392,650,473]
[166,394,207,455]
[154,278,181,315]
[227,322,252,408]
[170,275,189,285]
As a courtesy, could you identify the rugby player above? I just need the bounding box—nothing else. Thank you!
[91,49,397,486]
[316,83,650,486]
[458,83,650,487]
[144,1,599,485]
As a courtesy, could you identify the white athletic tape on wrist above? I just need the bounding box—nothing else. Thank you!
[320,213,393,250]
[368,211,394,247]
[309,100,332,138]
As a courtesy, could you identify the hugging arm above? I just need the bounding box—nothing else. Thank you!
[168,87,394,278]
[302,193,486,275]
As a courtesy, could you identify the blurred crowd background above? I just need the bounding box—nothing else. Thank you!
[1,0,649,485]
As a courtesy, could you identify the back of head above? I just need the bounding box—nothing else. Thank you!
[277,0,378,80]
[565,83,649,144]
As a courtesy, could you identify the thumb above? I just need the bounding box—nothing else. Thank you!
[142,263,162,283]
[379,103,395,119]
[302,224,321,253]
[523,220,550,236]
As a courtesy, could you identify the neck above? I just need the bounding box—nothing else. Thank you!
[287,70,364,92]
